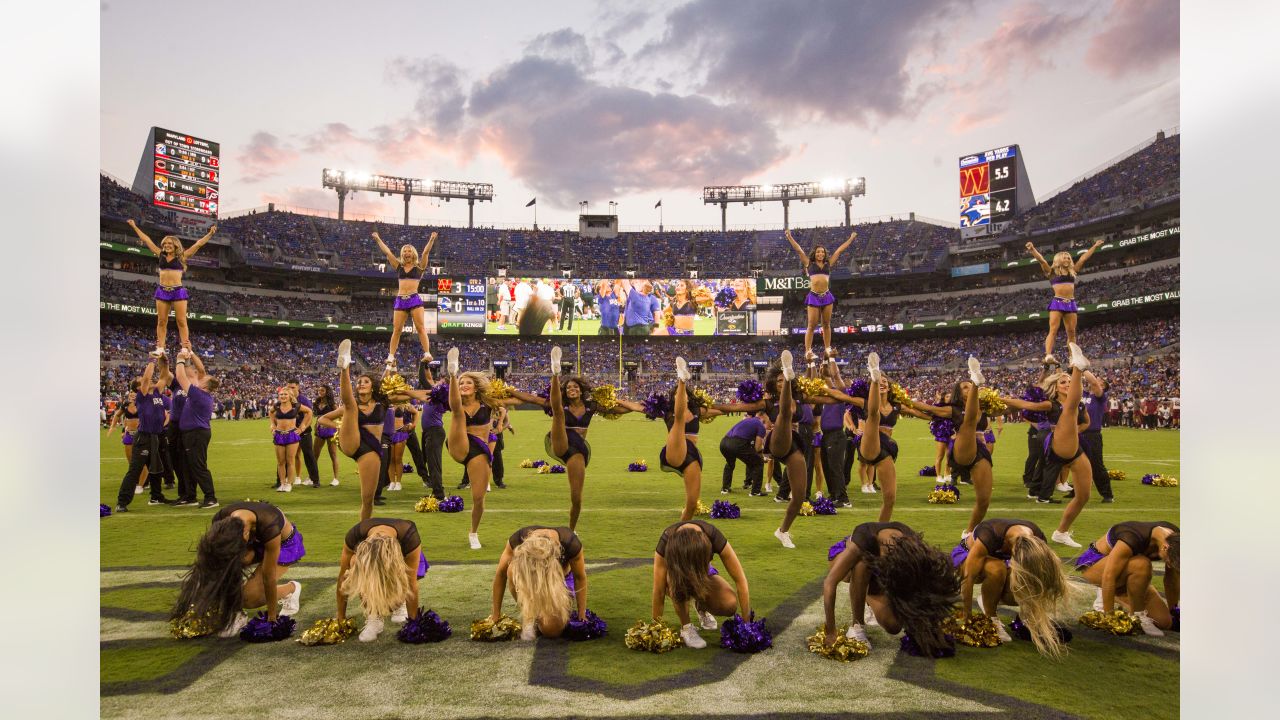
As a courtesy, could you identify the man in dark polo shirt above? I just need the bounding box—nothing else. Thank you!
[175,347,220,508]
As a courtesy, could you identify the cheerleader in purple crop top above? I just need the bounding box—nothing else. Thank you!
[504,347,642,532]
[663,280,699,336]
[125,218,216,357]
[372,230,437,369]
[311,384,341,486]
[386,403,418,492]
[785,227,856,362]
[320,340,390,520]
[1025,239,1103,365]
[270,387,312,493]
[108,380,146,493]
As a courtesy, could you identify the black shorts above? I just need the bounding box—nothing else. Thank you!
[546,430,591,466]
[857,432,899,466]
[660,442,702,474]
[764,429,806,462]
[351,428,383,462]
[947,441,993,473]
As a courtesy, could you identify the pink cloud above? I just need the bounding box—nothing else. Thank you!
[236,132,299,184]
[1086,0,1179,79]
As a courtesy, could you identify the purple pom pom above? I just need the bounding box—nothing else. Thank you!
[1142,474,1156,485]
[735,380,764,404]
[929,418,956,443]
[846,378,870,399]
[627,462,648,472]
[918,465,937,477]
[100,503,111,518]
[710,500,741,519]
[934,481,961,499]
[1020,385,1049,423]
[428,381,450,410]
[563,610,608,641]
[1010,615,1072,644]
[550,464,566,473]
[719,612,772,653]
[397,609,452,643]
[402,463,413,472]
[714,287,737,309]
[532,460,547,468]
[642,392,671,420]
[812,496,837,515]
[827,538,848,561]
[900,633,956,658]
[239,612,296,642]
[438,495,465,512]
[537,385,553,417]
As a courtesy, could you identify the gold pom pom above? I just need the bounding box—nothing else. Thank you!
[591,385,619,411]
[1079,610,1140,635]
[470,615,522,641]
[941,611,1002,648]
[624,619,684,653]
[1107,469,1126,482]
[297,617,357,646]
[380,373,409,404]
[414,496,440,513]
[889,382,912,406]
[799,502,816,516]
[693,286,714,308]
[978,388,1006,416]
[795,377,829,398]
[663,305,675,327]
[489,379,512,399]
[537,465,551,474]
[693,500,711,517]
[1151,474,1178,487]
[170,607,217,639]
[520,459,534,468]
[927,489,958,504]
[806,626,870,662]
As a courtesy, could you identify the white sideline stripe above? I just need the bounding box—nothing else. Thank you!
[116,505,1175,517]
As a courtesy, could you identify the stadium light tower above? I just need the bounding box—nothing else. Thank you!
[321,169,494,227]
[702,177,866,231]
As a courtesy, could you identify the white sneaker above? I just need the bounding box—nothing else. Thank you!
[447,347,459,376]
[697,609,718,630]
[680,624,707,649]
[960,530,972,541]
[1056,482,1073,493]
[846,623,871,649]
[1092,588,1105,613]
[150,347,166,358]
[282,483,292,493]
[774,529,795,549]
[976,595,986,614]
[1043,354,1058,366]
[385,355,396,368]
[521,623,537,641]
[390,604,408,623]
[942,475,953,484]
[1135,610,1164,637]
[863,611,880,628]
[824,347,836,359]
[359,615,385,642]
[279,581,301,616]
[294,477,302,487]
[550,346,562,375]
[468,533,482,550]
[1068,342,1090,371]
[134,486,144,495]
[330,478,340,487]
[1051,530,1082,548]
[275,485,286,493]
[423,351,433,363]
[968,355,985,386]
[337,339,352,369]
[780,350,795,381]
[218,613,249,638]
[675,356,691,382]
[866,352,881,383]
[994,619,1012,643]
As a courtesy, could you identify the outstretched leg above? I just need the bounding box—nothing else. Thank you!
[388,310,408,365]
[411,305,432,360]
[336,342,360,457]
[1053,344,1092,537]
[549,371,569,458]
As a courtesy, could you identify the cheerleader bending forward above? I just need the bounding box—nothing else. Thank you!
[1026,239,1103,365]
[337,517,428,642]
[713,351,861,549]
[651,519,751,649]
[126,218,216,356]
[955,518,1075,656]
[785,228,855,362]
[372,230,436,369]
[170,501,304,637]
[1075,521,1179,636]
[489,526,587,640]
[821,521,958,653]
[318,340,388,521]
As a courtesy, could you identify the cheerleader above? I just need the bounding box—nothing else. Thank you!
[386,402,418,492]
[656,359,716,522]
[337,517,429,642]
[901,358,994,540]
[998,343,1094,548]
[651,519,751,650]
[489,526,587,640]
[372,230,437,368]
[125,218,216,356]
[270,388,312,493]
[503,348,641,531]
[317,340,388,521]
[859,354,923,522]
[1026,239,1103,364]
[666,280,698,336]
[784,228,856,361]
[1075,521,1179,636]
[311,385,341,487]
[712,351,861,548]
[929,390,952,487]
[416,360,446,500]
[170,501,304,637]
[107,382,147,496]
[821,522,958,653]
[954,518,1073,656]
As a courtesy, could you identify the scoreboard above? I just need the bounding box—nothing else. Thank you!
[435,277,486,334]
[131,127,221,227]
[958,144,1035,237]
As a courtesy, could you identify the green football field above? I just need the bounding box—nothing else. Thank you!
[100,413,1179,719]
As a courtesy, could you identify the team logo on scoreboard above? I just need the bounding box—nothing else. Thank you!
[960,194,990,227]
[959,165,989,196]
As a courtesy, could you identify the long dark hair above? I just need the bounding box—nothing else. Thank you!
[763,363,803,410]
[314,385,336,413]
[865,533,959,658]
[665,526,715,604]
[664,382,701,429]
[808,245,829,270]
[357,373,388,405]
[171,517,249,630]
[562,376,595,410]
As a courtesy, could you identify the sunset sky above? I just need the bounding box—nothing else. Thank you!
[101,0,1178,230]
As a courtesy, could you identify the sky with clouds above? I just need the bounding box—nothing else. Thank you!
[101,0,1178,230]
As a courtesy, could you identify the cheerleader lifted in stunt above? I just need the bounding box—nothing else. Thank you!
[126,219,216,356]
[785,228,856,362]
[1026,239,1103,365]
[372,230,437,369]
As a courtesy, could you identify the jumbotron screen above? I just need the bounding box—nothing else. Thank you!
[485,277,758,336]
[959,144,1019,227]
[152,127,221,216]
[435,276,487,334]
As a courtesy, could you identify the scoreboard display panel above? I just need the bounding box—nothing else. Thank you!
[959,145,1021,227]
[435,277,486,334]
[151,128,220,216]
